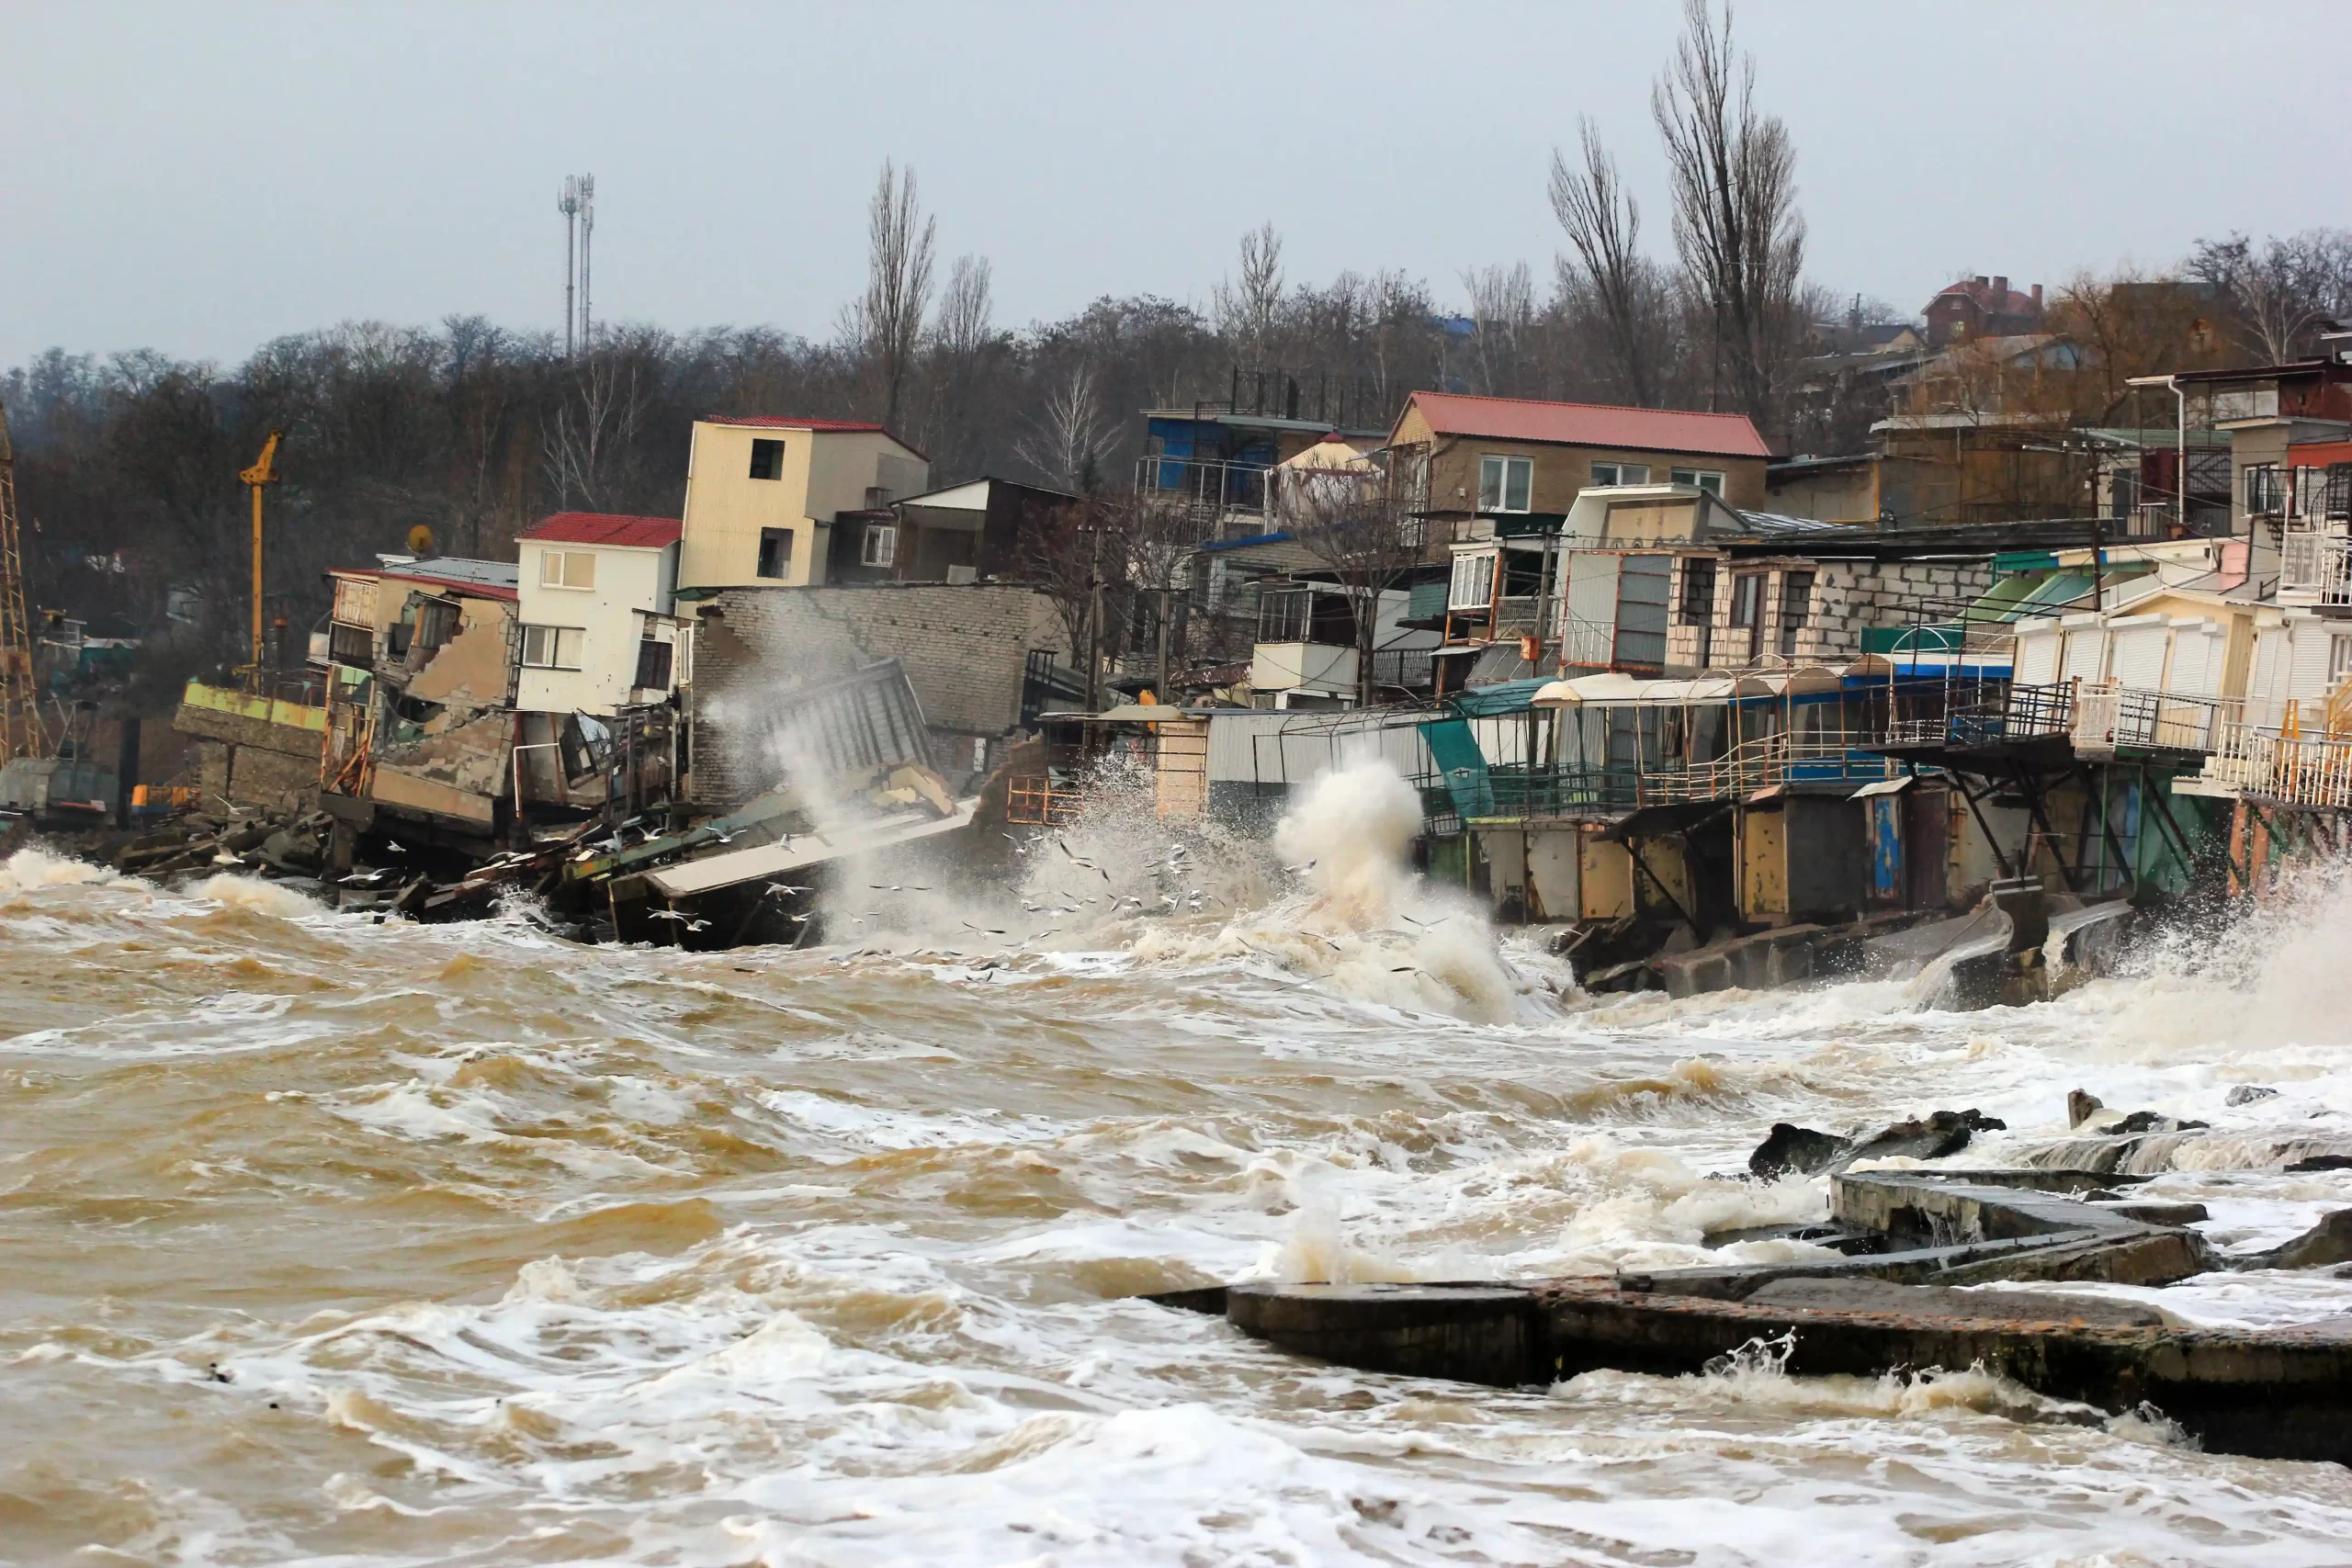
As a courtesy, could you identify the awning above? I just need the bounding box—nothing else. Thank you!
[1851,776,1915,799]
[1733,665,1843,697]
[1448,678,1553,717]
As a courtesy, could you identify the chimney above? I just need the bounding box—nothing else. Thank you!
[1974,275,1990,293]
[2030,283,2043,311]
[1992,276,2008,304]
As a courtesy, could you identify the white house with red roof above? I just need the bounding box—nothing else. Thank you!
[677,416,930,590]
[515,511,687,716]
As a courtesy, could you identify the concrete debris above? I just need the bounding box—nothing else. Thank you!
[2250,1210,2352,1271]
[1206,1167,2352,1464]
[1746,1109,2005,1180]
[1747,1123,1849,1180]
[2288,1155,2352,1173]
[2067,1089,2104,1128]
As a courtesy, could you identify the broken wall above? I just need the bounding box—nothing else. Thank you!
[689,582,1067,808]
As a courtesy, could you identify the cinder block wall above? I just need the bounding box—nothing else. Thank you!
[690,583,1068,807]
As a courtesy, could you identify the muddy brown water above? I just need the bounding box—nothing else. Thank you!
[6,840,2352,1567]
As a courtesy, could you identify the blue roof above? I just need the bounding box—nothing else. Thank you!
[1198,532,1293,553]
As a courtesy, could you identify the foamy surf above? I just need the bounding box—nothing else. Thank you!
[3,791,2352,1563]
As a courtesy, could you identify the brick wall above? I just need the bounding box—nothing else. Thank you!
[690,582,1068,807]
[1663,553,1995,671]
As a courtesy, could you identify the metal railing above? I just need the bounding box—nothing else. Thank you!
[2280,532,2352,605]
[2195,721,2352,808]
[1136,457,1271,525]
[2069,681,2242,755]
[1370,648,1434,691]
[1441,734,1895,818]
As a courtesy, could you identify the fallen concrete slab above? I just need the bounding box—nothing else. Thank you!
[1207,1168,2352,1464]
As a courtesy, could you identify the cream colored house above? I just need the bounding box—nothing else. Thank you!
[677,416,930,590]
[514,512,688,716]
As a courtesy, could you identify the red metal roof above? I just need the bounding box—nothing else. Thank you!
[1403,391,1772,459]
[519,511,683,549]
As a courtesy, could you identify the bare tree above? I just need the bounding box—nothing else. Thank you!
[935,254,994,362]
[1015,360,1115,492]
[848,161,937,428]
[1285,457,1428,706]
[542,353,646,512]
[2190,230,2352,364]
[1652,0,1805,431]
[1550,118,1666,405]
[1212,222,1286,363]
[1462,263,1536,396]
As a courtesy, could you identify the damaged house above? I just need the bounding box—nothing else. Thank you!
[511,512,689,818]
[319,556,525,848]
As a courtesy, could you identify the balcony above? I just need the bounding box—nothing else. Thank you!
[2280,531,2352,608]
[2183,720,2352,808]
[1136,456,1271,536]
[1250,641,1358,697]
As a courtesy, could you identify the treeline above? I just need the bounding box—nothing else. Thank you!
[4,0,2346,684]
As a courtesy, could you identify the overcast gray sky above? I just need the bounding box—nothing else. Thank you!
[6,1,2347,371]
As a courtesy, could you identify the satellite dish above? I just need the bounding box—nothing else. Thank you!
[406,524,436,557]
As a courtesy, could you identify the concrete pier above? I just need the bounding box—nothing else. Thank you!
[1206,1169,2352,1465]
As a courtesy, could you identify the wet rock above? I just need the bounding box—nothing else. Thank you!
[2287,1155,2352,1174]
[2112,1111,2210,1135]
[2252,1210,2352,1270]
[2227,1084,2280,1107]
[2068,1089,2104,1128]
[1842,1109,2006,1168]
[1748,1123,1850,1180]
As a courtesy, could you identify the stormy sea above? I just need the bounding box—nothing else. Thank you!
[5,761,2351,1566]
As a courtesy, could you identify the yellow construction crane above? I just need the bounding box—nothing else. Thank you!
[240,429,283,685]
[0,401,40,761]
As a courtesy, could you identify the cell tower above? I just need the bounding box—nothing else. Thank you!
[557,174,596,356]
[558,176,582,356]
[577,175,595,350]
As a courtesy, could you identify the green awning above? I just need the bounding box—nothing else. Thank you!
[1447,678,1551,717]
[1419,717,1495,819]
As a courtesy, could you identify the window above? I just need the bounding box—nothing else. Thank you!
[1730,573,1765,660]
[1477,455,1532,512]
[2332,634,2352,685]
[520,625,585,670]
[1668,467,1725,496]
[1590,461,1650,488]
[756,527,795,579]
[1449,550,1498,612]
[748,437,786,480]
[412,599,459,654]
[1678,557,1716,626]
[539,549,595,590]
[633,637,674,691]
[861,523,897,568]
[327,622,374,668]
[1778,571,1814,658]
[1258,589,1310,644]
[2243,463,2284,517]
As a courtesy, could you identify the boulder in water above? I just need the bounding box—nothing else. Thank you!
[1843,1109,2006,1168]
[2068,1089,2104,1128]
[1747,1123,1849,1180]
[2111,1111,2210,1135]
[2227,1084,2280,1107]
